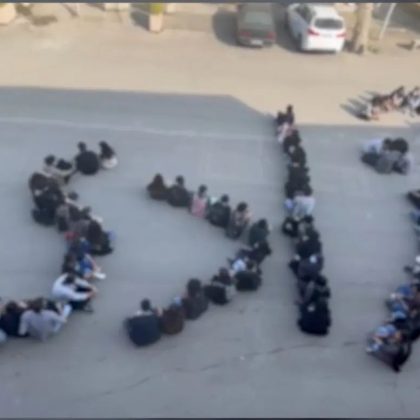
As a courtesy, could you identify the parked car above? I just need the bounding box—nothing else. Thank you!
[286,3,346,53]
[236,3,276,48]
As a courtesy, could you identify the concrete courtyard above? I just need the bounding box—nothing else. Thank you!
[0,15,420,418]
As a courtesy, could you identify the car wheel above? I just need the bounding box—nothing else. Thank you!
[296,34,304,52]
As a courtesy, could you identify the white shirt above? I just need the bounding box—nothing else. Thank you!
[292,195,316,219]
[19,309,66,341]
[362,138,384,155]
[52,274,92,302]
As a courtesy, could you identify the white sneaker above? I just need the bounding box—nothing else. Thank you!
[94,271,107,280]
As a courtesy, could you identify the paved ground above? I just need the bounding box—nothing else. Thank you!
[0,18,420,418]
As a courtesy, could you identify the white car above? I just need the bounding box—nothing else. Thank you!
[286,3,346,53]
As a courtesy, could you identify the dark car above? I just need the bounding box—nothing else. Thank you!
[236,3,276,48]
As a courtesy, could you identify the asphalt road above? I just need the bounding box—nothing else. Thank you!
[0,87,419,417]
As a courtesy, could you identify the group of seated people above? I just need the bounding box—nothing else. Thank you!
[146,174,255,240]
[366,256,420,372]
[361,137,413,175]
[276,121,331,336]
[0,142,117,346]
[361,86,420,121]
[125,179,274,346]
[275,105,295,144]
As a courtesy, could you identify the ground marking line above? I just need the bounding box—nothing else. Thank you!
[0,116,265,142]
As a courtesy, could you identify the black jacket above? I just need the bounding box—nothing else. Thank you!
[125,314,161,346]
[76,151,100,175]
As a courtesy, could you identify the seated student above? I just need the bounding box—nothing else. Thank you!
[205,268,236,305]
[147,174,168,201]
[225,202,251,239]
[52,273,97,312]
[282,129,301,154]
[43,155,75,186]
[298,298,331,336]
[18,297,70,341]
[159,298,185,335]
[367,321,412,373]
[362,138,392,156]
[98,141,118,169]
[0,300,28,338]
[166,176,191,208]
[32,184,64,227]
[276,105,295,144]
[248,219,270,247]
[290,187,316,220]
[28,171,59,197]
[75,252,106,281]
[206,194,231,228]
[235,261,262,291]
[361,96,382,121]
[190,185,209,218]
[297,274,330,306]
[375,149,402,174]
[125,299,161,347]
[394,151,414,175]
[407,189,420,210]
[237,239,272,269]
[74,142,100,175]
[86,219,113,256]
[295,228,322,260]
[389,137,409,154]
[286,145,307,169]
[182,278,209,320]
[289,254,323,280]
[390,86,406,110]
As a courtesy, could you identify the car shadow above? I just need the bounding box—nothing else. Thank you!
[130,4,149,30]
[212,9,237,47]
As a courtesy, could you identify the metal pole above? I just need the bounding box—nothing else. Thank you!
[379,2,396,40]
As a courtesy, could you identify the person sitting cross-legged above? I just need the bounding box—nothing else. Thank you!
[74,142,100,175]
[147,173,168,201]
[166,175,191,208]
[235,260,262,291]
[159,297,185,335]
[52,273,97,313]
[125,299,161,347]
[205,268,236,305]
[98,141,118,170]
[181,278,209,321]
[206,194,231,228]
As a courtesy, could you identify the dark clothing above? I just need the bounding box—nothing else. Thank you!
[295,237,322,260]
[205,274,235,305]
[182,293,209,320]
[86,222,113,256]
[246,241,272,266]
[283,132,301,154]
[248,223,269,247]
[298,303,331,335]
[0,311,24,337]
[159,306,185,335]
[147,182,168,201]
[225,211,249,240]
[407,190,420,210]
[75,151,100,175]
[235,270,261,291]
[207,202,231,228]
[125,314,161,347]
[288,146,306,166]
[166,185,191,208]
[282,217,299,238]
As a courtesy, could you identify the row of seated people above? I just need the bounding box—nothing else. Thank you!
[43,141,118,185]
[275,119,331,336]
[361,86,420,121]
[0,145,117,345]
[361,137,413,175]
[146,174,271,243]
[365,257,420,373]
[125,247,271,347]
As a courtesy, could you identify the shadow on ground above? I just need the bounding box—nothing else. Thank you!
[212,9,237,47]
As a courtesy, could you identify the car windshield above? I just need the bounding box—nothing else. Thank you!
[314,18,343,30]
[243,11,271,27]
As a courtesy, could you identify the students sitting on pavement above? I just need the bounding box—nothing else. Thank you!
[86,219,114,256]
[166,176,191,208]
[190,185,209,218]
[75,142,100,175]
[182,278,209,320]
[248,219,270,247]
[43,155,75,185]
[282,129,301,154]
[147,174,169,201]
[52,273,97,312]
[236,239,272,269]
[297,274,330,306]
[235,261,262,291]
[125,299,161,347]
[75,252,107,282]
[206,194,231,228]
[0,300,28,338]
[394,151,414,175]
[225,202,251,239]
[297,297,331,336]
[361,138,392,156]
[289,187,316,220]
[18,297,71,341]
[205,268,236,305]
[276,105,295,144]
[159,298,185,335]
[98,141,118,169]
